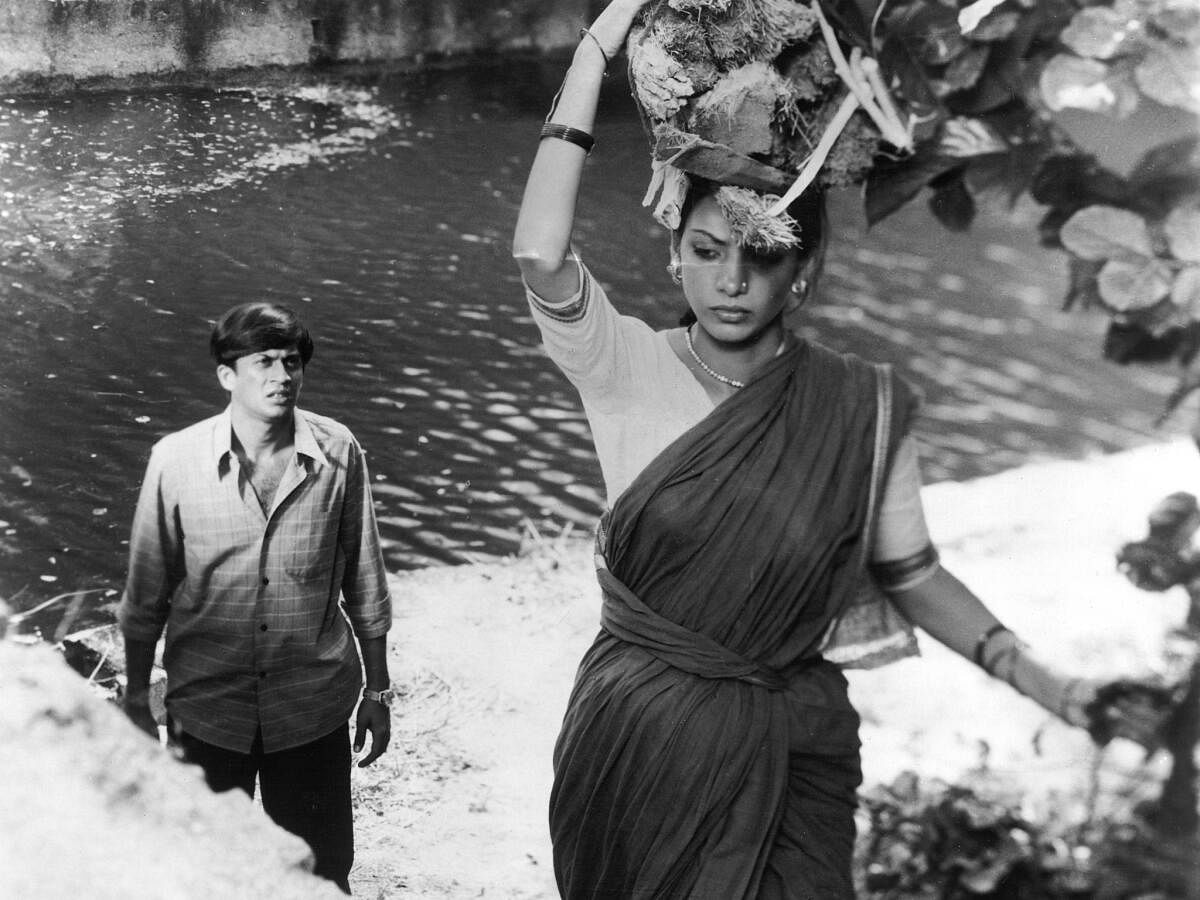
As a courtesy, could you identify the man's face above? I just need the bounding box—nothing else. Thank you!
[217,346,304,424]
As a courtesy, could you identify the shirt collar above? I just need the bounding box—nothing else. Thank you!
[292,409,329,469]
[211,406,329,473]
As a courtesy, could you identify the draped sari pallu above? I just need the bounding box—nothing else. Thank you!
[550,340,915,900]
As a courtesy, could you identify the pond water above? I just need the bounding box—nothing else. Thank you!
[0,58,1181,633]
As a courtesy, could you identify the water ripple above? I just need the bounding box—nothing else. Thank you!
[0,61,1182,630]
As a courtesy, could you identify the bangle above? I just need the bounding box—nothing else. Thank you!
[540,122,596,155]
[973,623,1010,669]
[578,27,611,72]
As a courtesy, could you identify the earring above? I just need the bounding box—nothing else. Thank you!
[667,260,681,284]
[787,278,809,313]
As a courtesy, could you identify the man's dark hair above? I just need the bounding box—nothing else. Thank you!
[209,302,314,368]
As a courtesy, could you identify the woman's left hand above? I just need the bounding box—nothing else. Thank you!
[1076,678,1175,748]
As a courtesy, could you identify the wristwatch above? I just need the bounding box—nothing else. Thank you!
[362,687,396,706]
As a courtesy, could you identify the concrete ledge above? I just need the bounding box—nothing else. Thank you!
[1,0,592,93]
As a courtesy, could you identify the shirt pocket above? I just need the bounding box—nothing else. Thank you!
[280,523,340,582]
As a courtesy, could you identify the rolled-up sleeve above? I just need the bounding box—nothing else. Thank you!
[117,442,183,642]
[339,441,392,639]
[525,254,647,411]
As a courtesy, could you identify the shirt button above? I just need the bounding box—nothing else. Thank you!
[258,671,267,679]
[259,623,268,632]
[261,577,270,586]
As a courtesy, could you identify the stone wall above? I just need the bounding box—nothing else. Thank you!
[0,0,594,92]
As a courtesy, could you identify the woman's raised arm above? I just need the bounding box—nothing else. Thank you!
[512,0,650,302]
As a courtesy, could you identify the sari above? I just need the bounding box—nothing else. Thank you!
[550,337,914,898]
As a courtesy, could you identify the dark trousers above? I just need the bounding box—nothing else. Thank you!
[175,722,354,894]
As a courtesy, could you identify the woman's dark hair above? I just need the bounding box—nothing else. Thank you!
[673,179,829,326]
[674,178,828,269]
[210,302,314,368]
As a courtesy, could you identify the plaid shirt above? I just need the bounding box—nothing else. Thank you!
[118,407,392,753]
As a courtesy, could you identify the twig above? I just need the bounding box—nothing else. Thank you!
[769,3,913,217]
[52,590,93,643]
[767,91,859,215]
[88,648,112,684]
[7,588,108,629]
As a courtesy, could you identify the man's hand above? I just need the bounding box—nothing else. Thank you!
[353,698,391,767]
[122,693,159,740]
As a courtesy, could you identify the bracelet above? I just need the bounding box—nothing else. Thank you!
[972,623,1011,669]
[578,27,611,71]
[540,122,596,155]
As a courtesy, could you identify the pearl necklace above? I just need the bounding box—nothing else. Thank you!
[685,325,745,389]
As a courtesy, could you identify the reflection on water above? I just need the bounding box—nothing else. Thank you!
[0,60,1181,631]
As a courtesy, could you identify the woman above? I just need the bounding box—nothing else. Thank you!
[513,2,1149,896]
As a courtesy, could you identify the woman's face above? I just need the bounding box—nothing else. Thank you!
[678,195,801,345]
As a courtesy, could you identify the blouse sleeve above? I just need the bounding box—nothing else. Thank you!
[869,434,941,592]
[524,253,652,411]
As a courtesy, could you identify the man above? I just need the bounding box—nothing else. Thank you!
[119,302,393,894]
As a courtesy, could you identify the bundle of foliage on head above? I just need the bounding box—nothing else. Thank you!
[628,0,884,250]
[628,0,1200,414]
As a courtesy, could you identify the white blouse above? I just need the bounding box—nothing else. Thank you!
[525,258,938,585]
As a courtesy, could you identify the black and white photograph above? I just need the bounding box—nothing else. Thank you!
[2,0,1198,897]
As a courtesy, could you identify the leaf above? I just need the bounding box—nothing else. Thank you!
[688,62,778,157]
[968,10,1020,43]
[1060,7,1139,60]
[1136,44,1200,114]
[882,1,968,66]
[1162,348,1200,422]
[958,0,1008,35]
[946,46,1024,115]
[942,45,991,94]
[1174,267,1200,315]
[928,170,976,231]
[1039,54,1125,114]
[937,116,1007,158]
[1148,2,1200,45]
[1125,294,1190,338]
[877,30,946,122]
[864,151,961,226]
[1097,258,1173,311]
[1128,136,1200,214]
[949,0,1057,115]
[962,136,1048,206]
[665,140,792,194]
[1031,153,1129,210]
[817,0,871,51]
[1103,319,1185,364]
[1166,204,1200,263]
[1130,135,1200,190]
[1060,205,1154,260]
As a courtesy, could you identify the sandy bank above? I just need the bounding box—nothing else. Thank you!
[353,439,1196,898]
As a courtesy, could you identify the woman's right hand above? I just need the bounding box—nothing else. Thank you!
[588,0,658,59]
